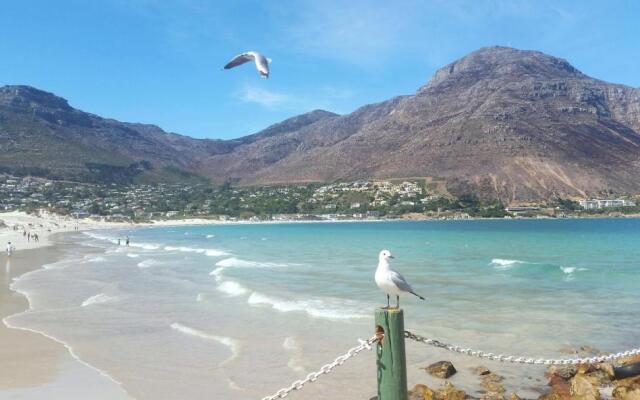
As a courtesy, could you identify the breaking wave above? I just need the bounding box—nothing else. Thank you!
[81,293,117,307]
[137,259,160,269]
[215,257,291,269]
[247,292,368,320]
[163,246,228,257]
[216,281,249,297]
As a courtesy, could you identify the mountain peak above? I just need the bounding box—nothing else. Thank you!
[0,85,72,111]
[424,46,583,90]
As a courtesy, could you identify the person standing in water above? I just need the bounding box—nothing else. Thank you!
[125,236,130,246]
[6,242,14,257]
[118,238,121,246]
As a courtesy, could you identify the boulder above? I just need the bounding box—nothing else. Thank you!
[598,363,616,380]
[439,381,466,400]
[586,369,612,386]
[482,373,505,383]
[410,384,436,400]
[424,361,457,379]
[481,393,504,400]
[569,374,600,400]
[612,385,640,400]
[473,366,492,376]
[539,375,571,400]
[547,365,578,380]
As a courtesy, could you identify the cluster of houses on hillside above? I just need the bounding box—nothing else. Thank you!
[0,174,638,220]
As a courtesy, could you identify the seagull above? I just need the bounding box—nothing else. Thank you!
[375,250,425,308]
[224,51,271,78]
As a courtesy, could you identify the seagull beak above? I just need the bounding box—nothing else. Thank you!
[389,255,395,259]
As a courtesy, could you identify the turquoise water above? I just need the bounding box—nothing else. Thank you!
[7,219,640,399]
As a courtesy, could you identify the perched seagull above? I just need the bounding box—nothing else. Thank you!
[224,51,271,78]
[375,250,425,308]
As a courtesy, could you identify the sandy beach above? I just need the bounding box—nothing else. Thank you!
[0,212,133,399]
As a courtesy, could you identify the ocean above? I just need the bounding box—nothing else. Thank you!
[5,219,640,399]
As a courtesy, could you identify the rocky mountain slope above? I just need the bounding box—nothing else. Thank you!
[2,46,639,200]
[198,46,640,201]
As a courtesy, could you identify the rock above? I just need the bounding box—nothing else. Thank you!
[541,375,571,400]
[577,364,597,375]
[481,381,505,394]
[547,365,578,380]
[586,369,612,386]
[482,373,505,383]
[480,371,505,399]
[598,363,616,380]
[410,384,436,400]
[559,346,580,355]
[439,381,466,400]
[473,366,492,376]
[509,394,521,400]
[481,393,504,400]
[424,361,457,379]
[618,355,640,366]
[569,374,600,400]
[612,385,640,400]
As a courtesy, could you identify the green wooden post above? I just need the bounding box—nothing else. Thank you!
[375,308,408,400]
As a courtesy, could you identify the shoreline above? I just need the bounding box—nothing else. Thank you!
[1,213,639,399]
[0,233,132,399]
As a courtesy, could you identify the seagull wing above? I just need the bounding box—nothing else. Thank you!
[253,53,270,78]
[388,269,414,293]
[224,53,255,70]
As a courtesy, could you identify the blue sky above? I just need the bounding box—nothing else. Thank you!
[1,1,638,139]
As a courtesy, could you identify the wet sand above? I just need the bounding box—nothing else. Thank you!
[0,236,131,400]
[0,246,66,389]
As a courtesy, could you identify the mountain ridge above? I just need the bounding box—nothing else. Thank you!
[1,46,639,201]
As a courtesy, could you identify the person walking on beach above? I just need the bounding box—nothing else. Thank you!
[6,242,14,257]
[125,236,130,247]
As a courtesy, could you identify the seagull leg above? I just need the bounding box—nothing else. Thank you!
[396,295,400,309]
[386,294,390,309]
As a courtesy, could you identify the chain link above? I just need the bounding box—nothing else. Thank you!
[261,336,378,400]
[405,330,640,365]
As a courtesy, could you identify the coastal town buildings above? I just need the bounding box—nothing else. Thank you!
[579,199,636,209]
[1,174,638,221]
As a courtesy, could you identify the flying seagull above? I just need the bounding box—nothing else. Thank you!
[224,51,271,78]
[375,250,425,308]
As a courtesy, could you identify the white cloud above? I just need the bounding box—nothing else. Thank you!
[235,83,355,114]
[236,85,291,109]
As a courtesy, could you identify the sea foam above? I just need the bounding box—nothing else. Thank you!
[81,293,117,307]
[247,292,368,320]
[215,257,290,269]
[163,246,228,257]
[216,281,249,297]
[560,266,588,274]
[170,323,239,365]
[283,336,306,373]
[137,259,160,269]
[490,258,525,269]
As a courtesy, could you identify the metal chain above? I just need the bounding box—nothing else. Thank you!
[405,330,640,365]
[261,336,378,400]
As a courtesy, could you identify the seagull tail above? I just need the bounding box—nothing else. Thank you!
[411,291,426,301]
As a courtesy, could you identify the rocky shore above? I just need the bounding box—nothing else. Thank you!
[402,350,640,400]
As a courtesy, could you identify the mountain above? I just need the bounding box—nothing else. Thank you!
[2,46,640,201]
[198,46,640,201]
